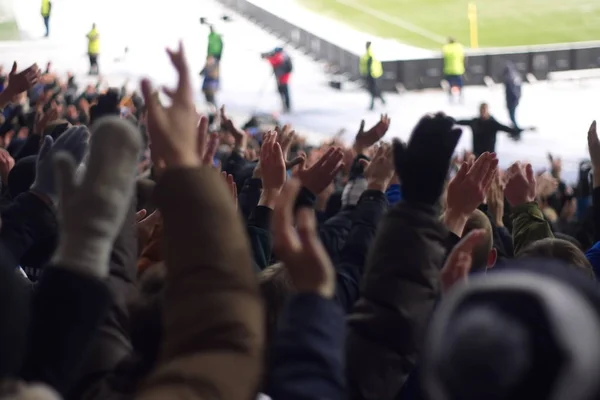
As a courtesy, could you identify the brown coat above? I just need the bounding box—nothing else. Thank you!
[135,167,264,400]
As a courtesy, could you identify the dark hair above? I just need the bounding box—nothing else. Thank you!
[259,263,294,344]
[464,210,493,271]
[518,238,595,280]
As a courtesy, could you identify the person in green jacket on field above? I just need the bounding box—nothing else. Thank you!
[207,25,223,61]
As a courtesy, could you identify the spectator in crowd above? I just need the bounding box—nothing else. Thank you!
[1,38,600,400]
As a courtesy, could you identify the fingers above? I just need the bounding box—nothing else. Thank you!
[272,179,302,254]
[295,206,333,291]
[136,209,148,222]
[53,152,77,204]
[453,161,469,183]
[38,135,54,161]
[166,41,191,98]
[588,120,598,148]
[358,119,365,134]
[203,133,219,166]
[197,115,208,160]
[10,62,16,76]
[285,155,305,170]
[525,163,535,185]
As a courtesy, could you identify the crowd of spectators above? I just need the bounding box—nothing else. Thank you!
[0,41,599,400]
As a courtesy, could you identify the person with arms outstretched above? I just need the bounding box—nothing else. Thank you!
[455,103,533,156]
[86,24,100,76]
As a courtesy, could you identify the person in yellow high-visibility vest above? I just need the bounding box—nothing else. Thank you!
[41,0,51,37]
[359,42,386,111]
[442,37,466,102]
[86,24,100,76]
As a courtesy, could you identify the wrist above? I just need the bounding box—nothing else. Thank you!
[367,180,387,192]
[164,153,201,169]
[443,208,469,237]
[259,188,280,209]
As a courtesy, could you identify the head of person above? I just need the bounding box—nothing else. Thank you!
[92,23,96,29]
[259,263,294,344]
[448,37,456,44]
[209,25,215,33]
[479,103,490,119]
[464,209,496,272]
[366,41,372,51]
[518,238,595,280]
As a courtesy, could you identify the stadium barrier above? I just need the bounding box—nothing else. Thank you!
[215,0,600,92]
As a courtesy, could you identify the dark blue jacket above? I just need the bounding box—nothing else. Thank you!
[267,293,346,399]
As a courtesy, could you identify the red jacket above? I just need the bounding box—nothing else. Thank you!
[267,52,291,85]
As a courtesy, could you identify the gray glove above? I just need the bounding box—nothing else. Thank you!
[30,126,90,205]
[51,117,143,278]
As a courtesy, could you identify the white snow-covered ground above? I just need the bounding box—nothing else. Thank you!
[4,0,600,182]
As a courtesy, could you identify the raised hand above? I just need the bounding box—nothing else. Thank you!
[297,147,344,195]
[196,115,220,166]
[220,105,247,152]
[504,162,536,207]
[440,229,486,294]
[5,62,40,99]
[535,171,558,199]
[275,124,304,169]
[588,121,600,188]
[446,152,498,216]
[52,117,142,278]
[222,172,238,208]
[359,143,395,192]
[260,130,286,191]
[486,169,505,227]
[393,112,462,206]
[34,102,60,135]
[272,179,335,298]
[354,114,391,155]
[141,42,200,168]
[30,126,90,205]
[0,148,14,186]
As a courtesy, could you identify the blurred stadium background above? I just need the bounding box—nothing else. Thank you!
[299,0,600,49]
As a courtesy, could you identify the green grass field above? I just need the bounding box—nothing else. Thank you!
[299,0,600,49]
[0,20,19,40]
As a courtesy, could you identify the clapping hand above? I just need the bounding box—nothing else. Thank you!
[394,112,462,206]
[141,42,200,168]
[441,229,486,294]
[359,143,395,192]
[272,179,335,298]
[354,114,391,155]
[444,152,498,236]
[297,147,344,195]
[504,162,536,207]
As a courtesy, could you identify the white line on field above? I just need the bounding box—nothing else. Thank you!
[333,0,447,44]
